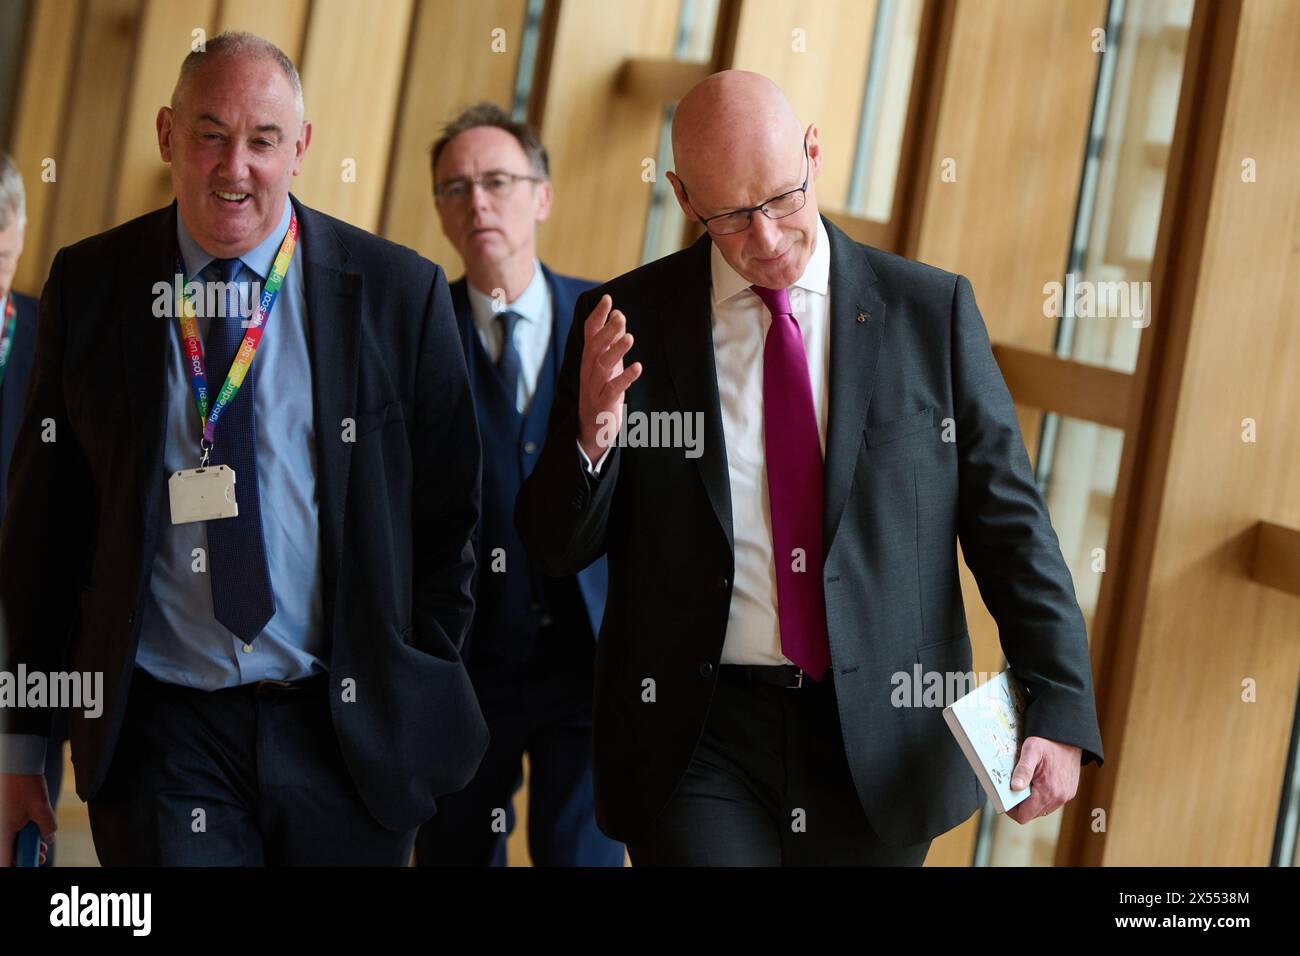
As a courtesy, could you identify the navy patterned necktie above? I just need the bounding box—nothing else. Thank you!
[203,257,276,643]
[496,309,523,409]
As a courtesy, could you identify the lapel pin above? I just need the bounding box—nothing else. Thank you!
[856,312,867,324]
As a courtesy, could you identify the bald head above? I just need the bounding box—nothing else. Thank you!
[667,70,822,289]
[671,71,802,186]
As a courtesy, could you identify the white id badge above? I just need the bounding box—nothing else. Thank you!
[169,465,238,524]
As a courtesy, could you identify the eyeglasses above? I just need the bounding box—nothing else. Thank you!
[434,171,542,204]
[679,139,810,236]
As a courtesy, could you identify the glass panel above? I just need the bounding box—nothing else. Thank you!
[641,0,720,264]
[976,0,1196,867]
[1051,0,1195,374]
[845,0,923,223]
[510,0,549,121]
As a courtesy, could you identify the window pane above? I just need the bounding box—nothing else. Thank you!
[977,0,1196,867]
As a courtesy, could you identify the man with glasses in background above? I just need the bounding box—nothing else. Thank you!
[415,103,622,867]
[517,71,1103,865]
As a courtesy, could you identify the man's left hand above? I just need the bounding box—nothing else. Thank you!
[1005,736,1081,824]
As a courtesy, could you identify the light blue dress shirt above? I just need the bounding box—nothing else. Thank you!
[464,258,552,415]
[134,196,327,688]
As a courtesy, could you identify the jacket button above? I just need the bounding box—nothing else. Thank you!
[571,495,583,510]
[698,660,714,678]
[524,441,537,454]
[126,608,135,625]
[717,576,730,590]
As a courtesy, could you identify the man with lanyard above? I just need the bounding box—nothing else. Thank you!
[415,104,622,867]
[0,32,486,866]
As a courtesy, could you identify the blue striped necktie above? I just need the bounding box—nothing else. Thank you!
[203,257,276,643]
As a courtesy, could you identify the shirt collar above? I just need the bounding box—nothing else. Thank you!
[710,214,830,306]
[467,258,548,332]
[176,195,294,281]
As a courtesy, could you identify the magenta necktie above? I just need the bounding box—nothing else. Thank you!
[752,284,831,681]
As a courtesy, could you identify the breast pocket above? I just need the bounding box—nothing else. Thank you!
[864,406,935,449]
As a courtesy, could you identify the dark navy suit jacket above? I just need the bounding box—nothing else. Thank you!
[0,291,37,517]
[0,197,489,833]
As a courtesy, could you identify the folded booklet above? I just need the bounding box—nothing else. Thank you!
[942,669,1031,813]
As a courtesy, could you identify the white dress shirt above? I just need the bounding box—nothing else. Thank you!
[466,257,553,415]
[581,217,832,665]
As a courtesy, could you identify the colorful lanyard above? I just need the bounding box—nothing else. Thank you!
[0,294,16,389]
[174,210,298,465]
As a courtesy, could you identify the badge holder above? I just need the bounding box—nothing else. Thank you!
[169,439,238,524]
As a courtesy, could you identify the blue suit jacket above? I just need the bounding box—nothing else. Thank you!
[450,265,608,655]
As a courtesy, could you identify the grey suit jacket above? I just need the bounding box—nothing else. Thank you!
[517,214,1103,846]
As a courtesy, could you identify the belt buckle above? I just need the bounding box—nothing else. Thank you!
[255,678,295,697]
[789,667,804,690]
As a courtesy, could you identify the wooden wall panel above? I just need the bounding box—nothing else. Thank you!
[292,0,416,231]
[1102,0,1300,865]
[39,0,142,271]
[7,0,81,296]
[381,0,530,276]
[728,0,877,213]
[217,0,309,55]
[911,0,1107,867]
[535,0,682,282]
[113,0,217,223]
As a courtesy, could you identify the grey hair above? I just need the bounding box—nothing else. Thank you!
[171,31,304,121]
[0,152,25,231]
[431,102,549,181]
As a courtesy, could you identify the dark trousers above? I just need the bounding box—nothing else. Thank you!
[88,669,416,866]
[414,623,623,866]
[626,665,932,866]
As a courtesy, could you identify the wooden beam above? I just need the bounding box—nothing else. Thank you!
[1250,522,1300,598]
[615,57,711,102]
[992,344,1133,430]
[823,210,892,250]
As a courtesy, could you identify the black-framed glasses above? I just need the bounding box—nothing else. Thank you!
[434,171,542,204]
[679,138,810,236]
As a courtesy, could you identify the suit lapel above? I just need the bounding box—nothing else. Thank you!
[121,204,177,524]
[821,215,885,555]
[662,234,733,554]
[295,196,362,609]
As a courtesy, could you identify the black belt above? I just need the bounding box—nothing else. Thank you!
[718,663,815,690]
[133,669,327,700]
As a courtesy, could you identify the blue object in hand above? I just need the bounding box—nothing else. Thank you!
[13,822,40,867]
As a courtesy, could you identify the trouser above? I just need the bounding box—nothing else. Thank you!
[88,668,416,866]
[415,621,623,867]
[626,663,932,866]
